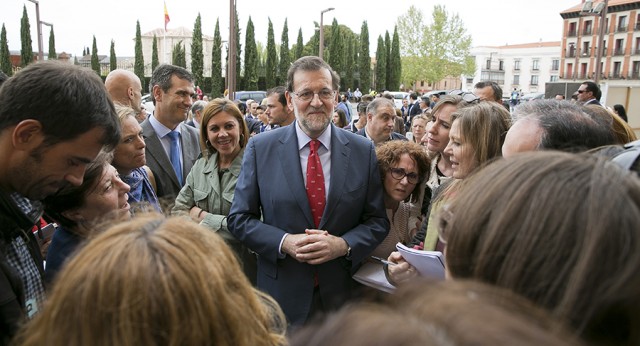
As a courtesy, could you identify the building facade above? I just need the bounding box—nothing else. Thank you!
[463,42,561,96]
[141,27,216,77]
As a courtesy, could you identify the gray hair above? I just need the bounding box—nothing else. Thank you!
[366,97,395,116]
[191,100,207,114]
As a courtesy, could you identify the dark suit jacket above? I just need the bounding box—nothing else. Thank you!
[228,123,389,325]
[355,127,408,142]
[584,98,602,107]
[141,119,201,201]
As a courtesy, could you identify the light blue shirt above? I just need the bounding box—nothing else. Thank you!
[149,114,183,174]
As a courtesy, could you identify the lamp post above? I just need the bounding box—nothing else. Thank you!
[227,0,237,100]
[26,0,44,61]
[593,0,608,84]
[318,7,335,60]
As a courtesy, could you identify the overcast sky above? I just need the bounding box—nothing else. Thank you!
[2,0,580,57]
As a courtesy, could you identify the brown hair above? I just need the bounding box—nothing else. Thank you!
[583,104,637,144]
[199,98,249,159]
[444,151,640,345]
[375,140,430,203]
[17,214,286,346]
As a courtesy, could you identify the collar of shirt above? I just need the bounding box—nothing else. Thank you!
[295,121,332,152]
[364,127,392,143]
[149,113,183,138]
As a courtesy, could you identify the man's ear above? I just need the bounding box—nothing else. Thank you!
[152,85,163,103]
[128,86,135,99]
[12,120,44,150]
[285,91,294,112]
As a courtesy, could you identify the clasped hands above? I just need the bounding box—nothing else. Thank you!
[282,229,348,265]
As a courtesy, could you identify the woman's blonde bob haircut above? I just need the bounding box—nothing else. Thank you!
[17,214,285,346]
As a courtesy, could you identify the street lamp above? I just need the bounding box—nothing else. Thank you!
[319,7,335,60]
[26,0,44,61]
[227,0,237,100]
[581,0,608,83]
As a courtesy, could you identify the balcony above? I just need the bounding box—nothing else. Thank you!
[617,25,628,33]
[636,23,640,31]
[614,47,625,56]
[634,48,640,55]
[568,29,577,37]
[631,72,640,79]
[566,49,577,58]
[582,27,593,35]
[611,71,622,79]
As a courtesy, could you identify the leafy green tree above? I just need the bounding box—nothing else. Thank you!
[343,35,354,91]
[0,24,12,76]
[152,34,159,72]
[211,18,223,97]
[265,18,277,89]
[359,21,371,92]
[384,31,391,90]
[109,40,116,71]
[134,20,145,89]
[20,5,33,66]
[47,27,56,59]
[244,17,258,90]
[191,13,204,88]
[351,36,360,89]
[294,28,304,60]
[278,19,290,86]
[389,26,402,90]
[172,41,186,67]
[91,36,100,75]
[396,5,474,87]
[304,22,319,57]
[374,35,386,90]
[328,18,343,79]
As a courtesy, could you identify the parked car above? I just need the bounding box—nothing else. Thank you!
[388,91,409,109]
[234,91,267,104]
[520,92,545,102]
[141,93,155,114]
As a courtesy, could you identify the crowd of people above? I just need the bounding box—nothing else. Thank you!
[0,56,639,346]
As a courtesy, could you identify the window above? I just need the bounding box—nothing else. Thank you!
[532,59,540,71]
[513,75,520,85]
[530,75,539,85]
[613,61,621,77]
[466,78,474,84]
[633,61,640,78]
[550,75,559,82]
[552,59,560,71]
[486,59,491,70]
[583,20,592,35]
[615,39,624,55]
[582,41,590,56]
[499,60,504,71]
[514,60,521,70]
[618,15,628,32]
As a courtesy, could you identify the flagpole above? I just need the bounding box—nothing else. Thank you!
[164,1,170,64]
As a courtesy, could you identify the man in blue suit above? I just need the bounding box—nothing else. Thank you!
[228,56,389,326]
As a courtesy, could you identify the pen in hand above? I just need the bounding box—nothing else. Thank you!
[370,256,396,266]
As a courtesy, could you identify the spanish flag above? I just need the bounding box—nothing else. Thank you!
[164,1,170,31]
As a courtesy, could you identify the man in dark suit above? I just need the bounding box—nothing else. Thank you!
[228,56,389,326]
[577,81,603,106]
[356,98,408,145]
[141,64,201,202]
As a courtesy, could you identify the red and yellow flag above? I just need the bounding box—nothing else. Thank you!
[164,1,170,31]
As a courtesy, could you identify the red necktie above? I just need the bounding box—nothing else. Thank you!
[306,140,326,228]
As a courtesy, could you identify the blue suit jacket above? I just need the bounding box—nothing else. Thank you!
[228,122,389,325]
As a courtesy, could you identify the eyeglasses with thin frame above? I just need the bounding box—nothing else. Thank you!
[291,89,336,102]
[448,90,480,103]
[389,167,419,185]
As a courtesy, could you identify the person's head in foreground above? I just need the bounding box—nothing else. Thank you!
[16,215,286,346]
[290,279,581,346]
[441,151,640,345]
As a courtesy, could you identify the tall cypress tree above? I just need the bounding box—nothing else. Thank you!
[172,41,186,68]
[328,19,343,81]
[265,18,277,89]
[389,26,402,91]
[278,18,290,86]
[134,20,145,90]
[152,34,159,71]
[0,24,12,75]
[295,28,304,60]
[211,18,223,97]
[109,40,116,71]
[352,36,359,88]
[359,21,371,92]
[20,5,33,66]
[191,13,204,88]
[48,27,56,59]
[343,36,353,91]
[91,36,100,75]
[375,35,386,91]
[384,31,391,91]
[244,17,258,90]
[235,10,242,90]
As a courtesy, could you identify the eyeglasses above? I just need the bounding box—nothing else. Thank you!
[577,90,587,94]
[448,90,480,103]
[291,89,336,102]
[389,168,419,184]
[436,204,453,245]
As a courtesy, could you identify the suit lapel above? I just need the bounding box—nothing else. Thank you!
[279,124,316,228]
[319,125,349,229]
[141,120,180,187]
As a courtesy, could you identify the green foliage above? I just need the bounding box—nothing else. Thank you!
[342,36,354,91]
[265,18,277,89]
[20,5,33,66]
[396,5,474,87]
[1,24,12,76]
[359,21,371,92]
[152,35,159,72]
[91,36,100,75]
[328,19,343,79]
[278,19,290,86]
[191,13,204,88]
[235,10,242,90]
[172,41,186,67]
[211,18,223,97]
[389,26,402,90]
[294,28,304,60]
[48,27,56,60]
[134,21,145,89]
[109,40,116,71]
[351,36,359,89]
[304,22,319,57]
[374,35,386,91]
[244,17,258,90]
[384,31,391,90]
